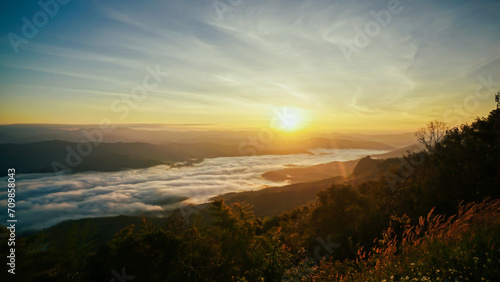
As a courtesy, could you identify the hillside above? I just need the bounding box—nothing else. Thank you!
[216,177,343,218]
[26,149,402,240]
[218,155,403,217]
[260,143,419,184]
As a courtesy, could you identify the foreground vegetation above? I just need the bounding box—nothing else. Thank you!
[1,110,499,281]
[304,199,500,281]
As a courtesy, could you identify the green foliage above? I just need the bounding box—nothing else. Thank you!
[85,200,293,281]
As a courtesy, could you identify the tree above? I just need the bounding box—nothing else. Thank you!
[415,120,448,151]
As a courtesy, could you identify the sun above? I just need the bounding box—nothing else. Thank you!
[272,107,304,132]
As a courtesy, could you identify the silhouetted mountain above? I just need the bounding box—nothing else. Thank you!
[299,137,394,150]
[216,177,344,218]
[372,143,425,159]
[0,140,311,176]
[260,143,424,184]
[0,125,257,145]
[0,141,165,176]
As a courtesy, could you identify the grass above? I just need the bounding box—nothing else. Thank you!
[293,198,500,281]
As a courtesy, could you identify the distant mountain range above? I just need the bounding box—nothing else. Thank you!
[0,125,251,145]
[0,136,400,176]
[0,125,415,147]
[0,140,305,176]
[0,124,414,176]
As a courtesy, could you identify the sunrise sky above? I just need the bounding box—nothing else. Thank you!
[0,0,499,132]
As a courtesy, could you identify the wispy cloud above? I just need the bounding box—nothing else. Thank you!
[0,0,499,128]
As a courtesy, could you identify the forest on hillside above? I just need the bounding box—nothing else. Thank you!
[1,110,499,281]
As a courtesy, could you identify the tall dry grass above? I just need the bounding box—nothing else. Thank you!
[309,198,500,281]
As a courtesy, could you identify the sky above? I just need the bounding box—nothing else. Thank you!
[0,0,499,132]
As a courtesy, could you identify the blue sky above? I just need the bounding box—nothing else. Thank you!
[0,0,499,131]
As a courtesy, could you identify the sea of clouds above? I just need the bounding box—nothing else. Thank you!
[0,149,386,233]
